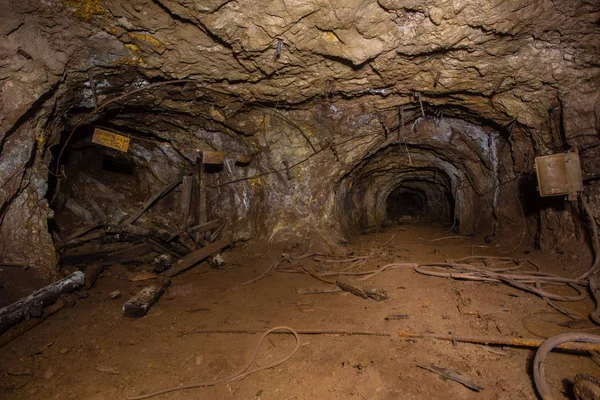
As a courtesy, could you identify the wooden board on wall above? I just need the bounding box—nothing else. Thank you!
[92,128,130,152]
[202,151,224,165]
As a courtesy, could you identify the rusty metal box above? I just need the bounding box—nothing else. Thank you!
[534,152,583,199]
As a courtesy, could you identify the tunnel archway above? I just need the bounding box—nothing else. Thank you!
[336,117,509,236]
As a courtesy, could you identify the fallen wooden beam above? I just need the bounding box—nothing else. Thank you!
[105,243,153,262]
[60,243,154,265]
[62,221,103,244]
[122,280,170,318]
[164,238,231,278]
[124,174,183,225]
[295,286,342,294]
[60,249,114,265]
[0,299,66,349]
[83,264,105,289]
[186,220,220,235]
[336,276,388,301]
[145,237,183,256]
[62,230,104,249]
[180,175,193,226]
[0,271,85,335]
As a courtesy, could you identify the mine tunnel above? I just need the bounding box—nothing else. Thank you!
[1,1,600,399]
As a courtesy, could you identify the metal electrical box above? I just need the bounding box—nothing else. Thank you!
[534,152,583,200]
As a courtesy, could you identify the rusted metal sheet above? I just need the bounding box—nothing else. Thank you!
[92,128,130,152]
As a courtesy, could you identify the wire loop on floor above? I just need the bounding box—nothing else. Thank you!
[126,326,301,400]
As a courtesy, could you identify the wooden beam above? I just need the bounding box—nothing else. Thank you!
[60,243,154,265]
[124,174,183,225]
[195,154,207,225]
[122,280,170,318]
[0,272,84,335]
[104,243,153,261]
[0,299,66,349]
[186,220,220,235]
[180,175,193,227]
[62,221,103,244]
[164,239,231,278]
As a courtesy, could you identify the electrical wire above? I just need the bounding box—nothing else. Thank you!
[126,326,300,400]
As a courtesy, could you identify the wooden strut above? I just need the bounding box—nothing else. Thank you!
[124,174,184,225]
[0,299,66,349]
[122,280,171,318]
[164,238,231,278]
[0,271,85,335]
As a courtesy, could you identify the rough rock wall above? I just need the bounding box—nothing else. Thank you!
[0,0,599,278]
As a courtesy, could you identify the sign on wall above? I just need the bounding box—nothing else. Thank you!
[92,128,130,153]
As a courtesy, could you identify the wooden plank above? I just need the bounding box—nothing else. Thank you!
[60,249,114,265]
[145,238,184,257]
[180,175,193,226]
[124,174,183,225]
[199,161,206,225]
[336,276,388,301]
[105,243,153,262]
[164,239,231,278]
[0,299,66,349]
[0,272,85,334]
[186,220,220,235]
[193,155,207,226]
[60,243,153,265]
[92,128,130,152]
[122,280,170,318]
[62,221,103,244]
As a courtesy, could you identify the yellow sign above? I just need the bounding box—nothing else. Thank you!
[92,128,130,152]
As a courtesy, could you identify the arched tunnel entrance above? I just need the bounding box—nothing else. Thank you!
[336,117,503,237]
[46,122,189,242]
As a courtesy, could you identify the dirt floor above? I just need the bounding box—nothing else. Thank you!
[1,223,598,400]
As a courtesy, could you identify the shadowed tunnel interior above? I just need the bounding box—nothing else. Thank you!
[337,117,506,236]
[386,179,454,224]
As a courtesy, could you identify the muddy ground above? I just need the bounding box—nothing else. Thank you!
[0,224,598,400]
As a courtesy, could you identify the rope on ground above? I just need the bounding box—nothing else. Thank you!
[126,326,300,400]
[415,197,600,324]
[415,259,587,300]
[240,260,283,286]
[533,332,600,400]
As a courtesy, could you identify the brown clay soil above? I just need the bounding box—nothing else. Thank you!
[1,223,598,400]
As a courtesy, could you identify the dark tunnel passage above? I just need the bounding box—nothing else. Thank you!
[336,117,511,237]
[386,188,425,220]
[46,122,191,243]
[385,179,454,225]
